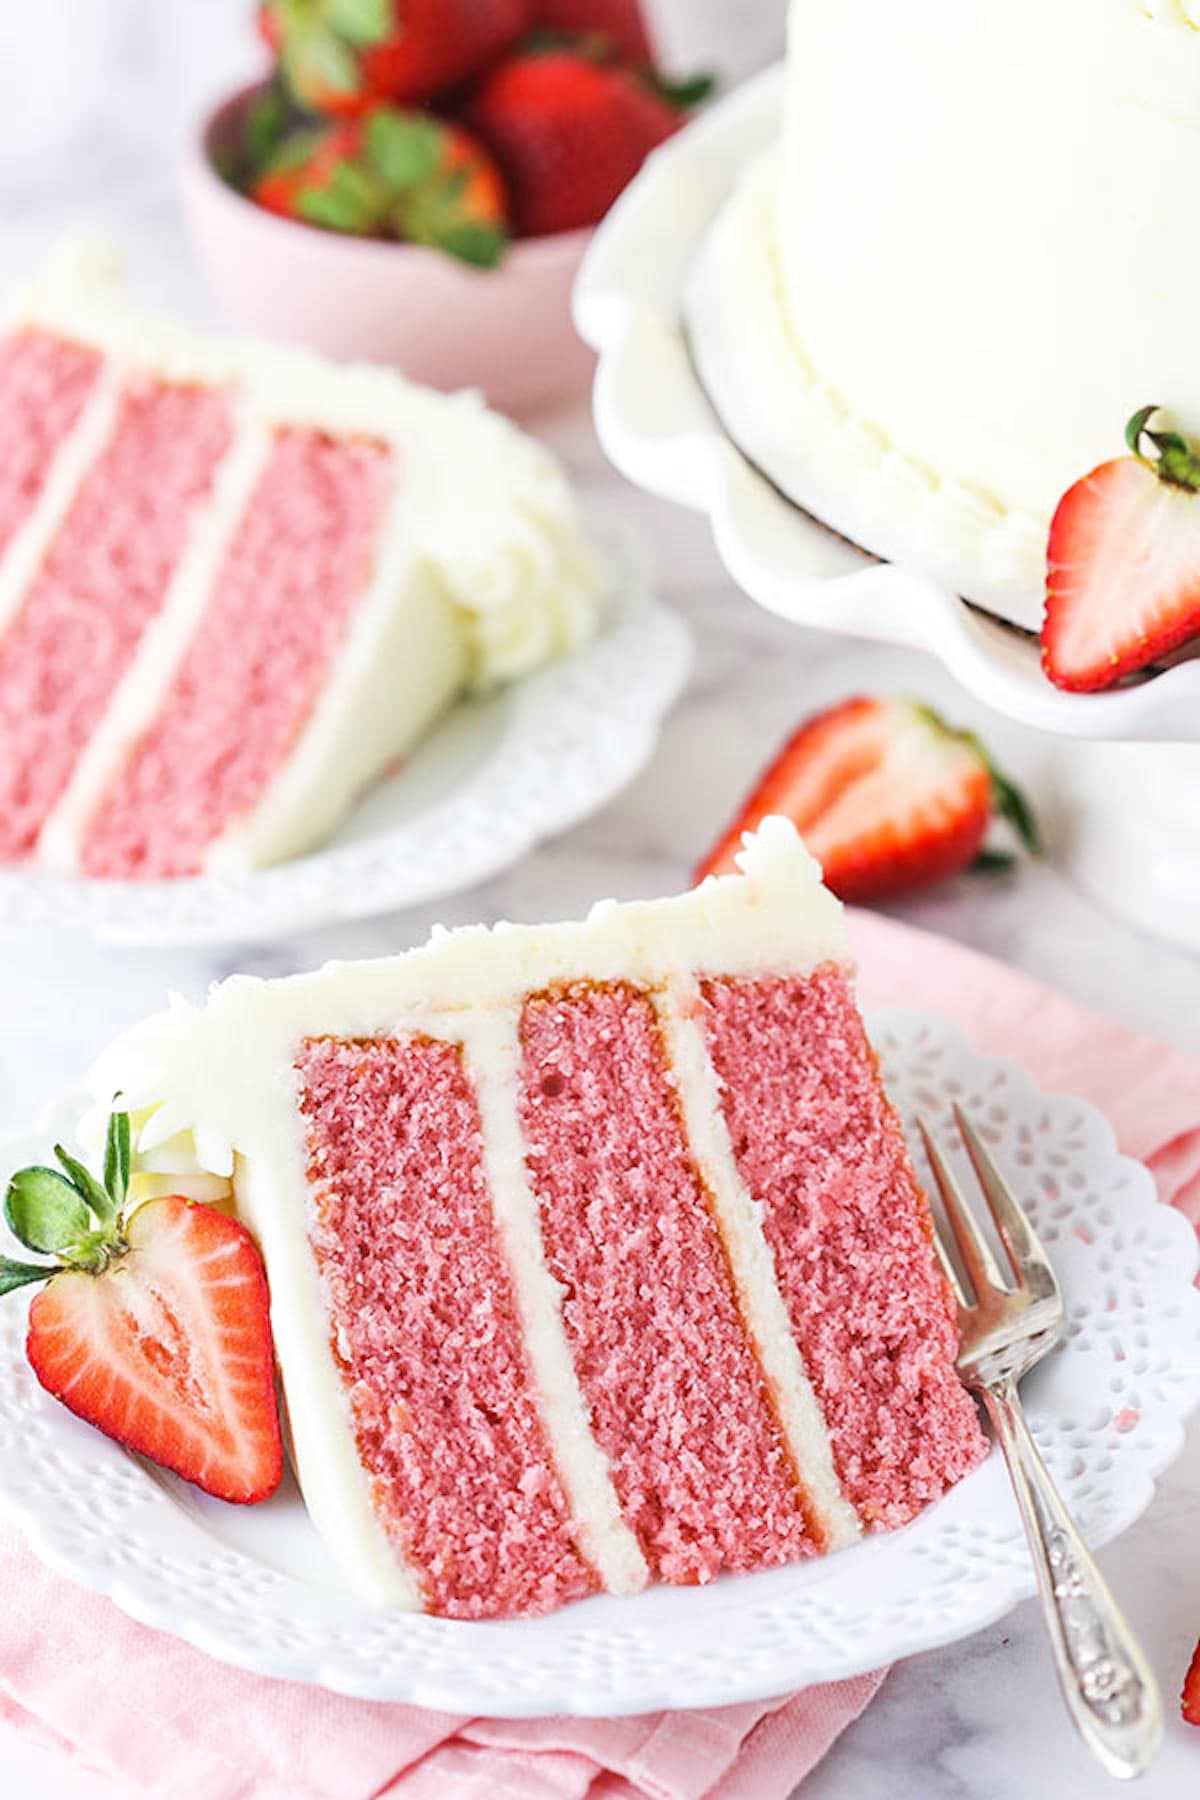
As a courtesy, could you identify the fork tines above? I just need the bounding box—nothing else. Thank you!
[918,1104,1059,1308]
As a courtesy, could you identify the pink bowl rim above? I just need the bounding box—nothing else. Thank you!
[181,79,596,278]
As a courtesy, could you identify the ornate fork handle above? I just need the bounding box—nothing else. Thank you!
[980,1376,1162,1781]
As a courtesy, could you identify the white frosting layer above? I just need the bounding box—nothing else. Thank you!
[762,0,1200,609]
[6,246,601,874]
[461,1013,650,1597]
[85,821,860,1608]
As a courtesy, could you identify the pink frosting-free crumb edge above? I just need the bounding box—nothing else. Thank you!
[701,968,988,1529]
[519,983,819,1588]
[80,428,394,879]
[295,1034,598,1621]
[0,370,232,860]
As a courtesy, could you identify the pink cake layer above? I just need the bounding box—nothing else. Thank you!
[0,331,101,563]
[81,429,393,878]
[700,968,987,1527]
[296,1035,598,1620]
[519,983,818,1586]
[0,375,232,861]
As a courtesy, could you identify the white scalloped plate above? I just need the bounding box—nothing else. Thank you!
[0,1014,1196,1716]
[573,68,1200,743]
[0,516,690,946]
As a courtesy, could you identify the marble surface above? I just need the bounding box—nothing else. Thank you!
[0,5,1198,1796]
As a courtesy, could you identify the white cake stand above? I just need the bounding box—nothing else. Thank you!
[574,68,1200,953]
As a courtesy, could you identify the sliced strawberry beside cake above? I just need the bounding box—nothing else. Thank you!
[695,697,1039,902]
[2,1111,281,1504]
[1043,406,1200,692]
[1184,1637,1200,1727]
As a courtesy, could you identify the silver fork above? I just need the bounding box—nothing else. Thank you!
[918,1104,1162,1782]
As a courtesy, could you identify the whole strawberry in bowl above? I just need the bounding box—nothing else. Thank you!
[180,2,706,414]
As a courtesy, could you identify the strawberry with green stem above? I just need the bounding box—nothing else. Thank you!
[252,107,510,265]
[259,0,532,115]
[694,696,1040,903]
[2,1110,282,1504]
[1043,405,1200,692]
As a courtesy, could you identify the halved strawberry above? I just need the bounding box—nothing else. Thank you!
[2,1111,281,1504]
[694,696,1039,904]
[1184,1638,1200,1726]
[1042,406,1200,692]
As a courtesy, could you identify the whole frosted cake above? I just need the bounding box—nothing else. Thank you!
[688,0,1200,631]
[89,820,985,1620]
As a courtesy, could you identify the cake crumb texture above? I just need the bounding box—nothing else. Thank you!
[296,1033,598,1620]
[700,968,987,1526]
[0,369,230,858]
[0,329,100,561]
[519,983,817,1586]
[81,428,392,878]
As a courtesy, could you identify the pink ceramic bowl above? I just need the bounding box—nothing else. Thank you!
[180,85,597,417]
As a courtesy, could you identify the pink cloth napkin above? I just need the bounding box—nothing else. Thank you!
[2,910,1198,1800]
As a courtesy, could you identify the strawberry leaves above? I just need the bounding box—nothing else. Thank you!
[105,1109,130,1216]
[364,109,444,187]
[1125,404,1200,493]
[2,1109,133,1286]
[5,1167,91,1255]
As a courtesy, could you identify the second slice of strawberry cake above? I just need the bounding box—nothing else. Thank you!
[0,250,599,879]
[87,818,986,1620]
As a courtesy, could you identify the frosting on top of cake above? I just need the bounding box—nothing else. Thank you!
[85,818,848,1178]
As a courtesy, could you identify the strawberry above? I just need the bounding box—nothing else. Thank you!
[2,1111,281,1504]
[464,49,681,237]
[1184,1638,1200,1726]
[260,0,532,116]
[530,0,654,62]
[1043,406,1200,692]
[251,108,509,266]
[695,696,1040,904]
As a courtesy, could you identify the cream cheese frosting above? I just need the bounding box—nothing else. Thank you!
[776,0,1200,539]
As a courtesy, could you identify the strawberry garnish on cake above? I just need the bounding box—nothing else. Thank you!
[260,0,532,115]
[252,107,509,264]
[463,48,683,237]
[1,1111,281,1503]
[1043,406,1200,692]
[695,696,1039,902]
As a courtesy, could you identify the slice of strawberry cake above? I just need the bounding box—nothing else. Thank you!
[87,818,986,1619]
[0,249,599,880]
